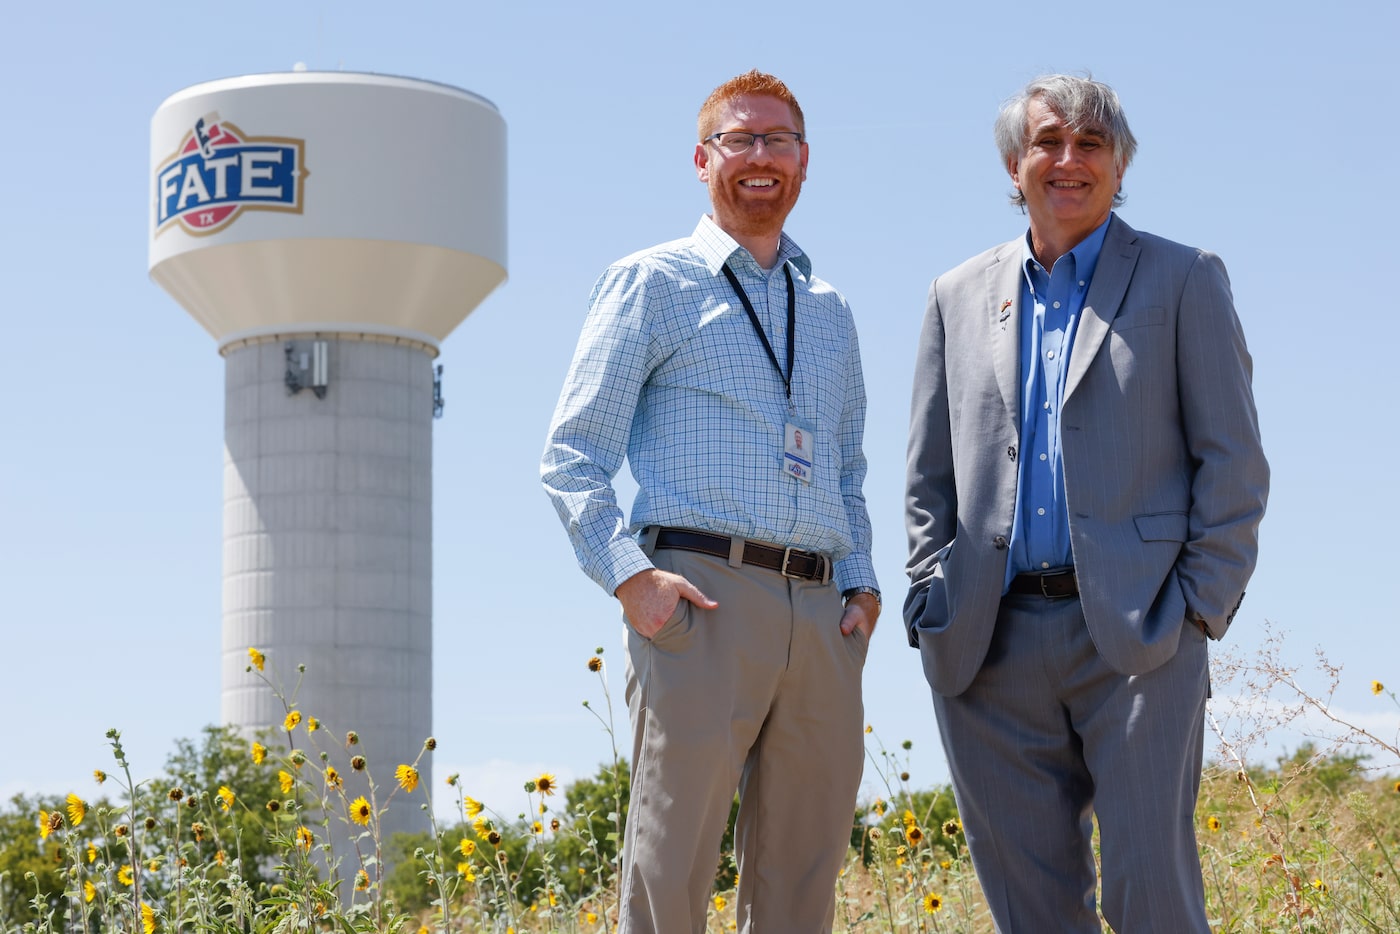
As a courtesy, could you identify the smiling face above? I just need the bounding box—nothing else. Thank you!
[695,93,808,252]
[1009,96,1125,262]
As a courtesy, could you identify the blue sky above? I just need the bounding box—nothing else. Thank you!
[3,1,1397,817]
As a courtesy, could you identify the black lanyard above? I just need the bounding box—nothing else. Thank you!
[721,263,796,404]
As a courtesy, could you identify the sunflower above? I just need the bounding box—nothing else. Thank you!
[587,656,603,672]
[1373,680,1385,696]
[247,647,265,671]
[395,764,420,793]
[284,710,302,731]
[251,742,267,765]
[216,786,235,812]
[325,766,343,789]
[350,796,372,826]
[307,716,320,733]
[534,773,558,796]
[460,839,477,857]
[141,902,156,934]
[942,818,962,836]
[118,865,134,886]
[354,869,370,892]
[465,796,484,818]
[713,895,727,911]
[92,769,106,784]
[1207,816,1222,832]
[86,843,97,863]
[278,771,295,794]
[83,881,96,903]
[923,892,943,914]
[295,826,314,852]
[63,795,86,828]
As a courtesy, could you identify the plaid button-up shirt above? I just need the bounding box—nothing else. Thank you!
[542,215,878,596]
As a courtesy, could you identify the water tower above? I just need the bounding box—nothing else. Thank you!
[148,72,506,849]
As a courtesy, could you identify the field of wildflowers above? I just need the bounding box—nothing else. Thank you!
[2,629,1397,933]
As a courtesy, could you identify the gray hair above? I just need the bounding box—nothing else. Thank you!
[994,74,1137,208]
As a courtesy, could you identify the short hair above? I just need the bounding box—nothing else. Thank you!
[697,70,806,141]
[994,74,1137,208]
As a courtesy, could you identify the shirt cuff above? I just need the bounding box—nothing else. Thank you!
[597,537,656,596]
[833,552,878,595]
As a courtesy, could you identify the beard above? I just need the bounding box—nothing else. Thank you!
[708,176,802,243]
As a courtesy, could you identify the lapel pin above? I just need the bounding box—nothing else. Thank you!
[998,299,1012,326]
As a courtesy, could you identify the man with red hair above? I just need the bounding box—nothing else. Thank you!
[544,70,878,933]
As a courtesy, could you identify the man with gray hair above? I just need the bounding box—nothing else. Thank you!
[904,74,1268,931]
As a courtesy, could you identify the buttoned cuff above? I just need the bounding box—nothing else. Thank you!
[833,553,878,595]
[597,537,656,597]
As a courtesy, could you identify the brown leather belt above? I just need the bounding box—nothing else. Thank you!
[1008,568,1078,599]
[650,527,832,583]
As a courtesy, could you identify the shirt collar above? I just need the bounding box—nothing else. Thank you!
[692,214,812,279]
[1019,213,1113,282]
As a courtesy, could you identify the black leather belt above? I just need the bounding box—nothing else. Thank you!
[1008,568,1078,599]
[650,527,832,583]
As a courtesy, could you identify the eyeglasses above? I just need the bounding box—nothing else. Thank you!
[704,131,804,156]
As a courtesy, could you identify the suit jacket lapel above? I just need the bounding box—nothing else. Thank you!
[986,244,1024,424]
[1065,215,1141,401]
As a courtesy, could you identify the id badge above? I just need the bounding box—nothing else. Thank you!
[782,418,815,485]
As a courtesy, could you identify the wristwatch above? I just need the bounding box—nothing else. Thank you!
[842,586,882,610]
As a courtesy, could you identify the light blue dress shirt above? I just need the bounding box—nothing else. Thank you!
[543,215,878,596]
[1005,216,1112,587]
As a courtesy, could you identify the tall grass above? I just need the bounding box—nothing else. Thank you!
[2,626,1396,933]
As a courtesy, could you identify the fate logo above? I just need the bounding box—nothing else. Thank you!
[155,115,308,236]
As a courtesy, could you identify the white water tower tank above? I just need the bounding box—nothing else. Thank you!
[148,71,506,852]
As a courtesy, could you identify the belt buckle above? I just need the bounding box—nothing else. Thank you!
[780,546,803,579]
[1038,570,1072,599]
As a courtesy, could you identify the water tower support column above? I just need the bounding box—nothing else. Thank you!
[221,335,433,819]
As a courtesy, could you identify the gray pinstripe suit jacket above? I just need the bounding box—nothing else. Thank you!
[904,214,1269,697]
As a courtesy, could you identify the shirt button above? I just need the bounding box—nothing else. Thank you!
[1041,561,1051,569]
[1052,301,1061,308]
[1039,453,1047,461]
[1037,507,1046,516]
[1047,351,1055,359]
[1078,280,1086,287]
[1043,401,1050,410]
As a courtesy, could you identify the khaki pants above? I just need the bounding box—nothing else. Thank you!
[619,547,868,934]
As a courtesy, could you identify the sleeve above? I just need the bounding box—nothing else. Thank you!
[903,276,957,645]
[540,264,659,595]
[831,308,878,594]
[1173,251,1270,638]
